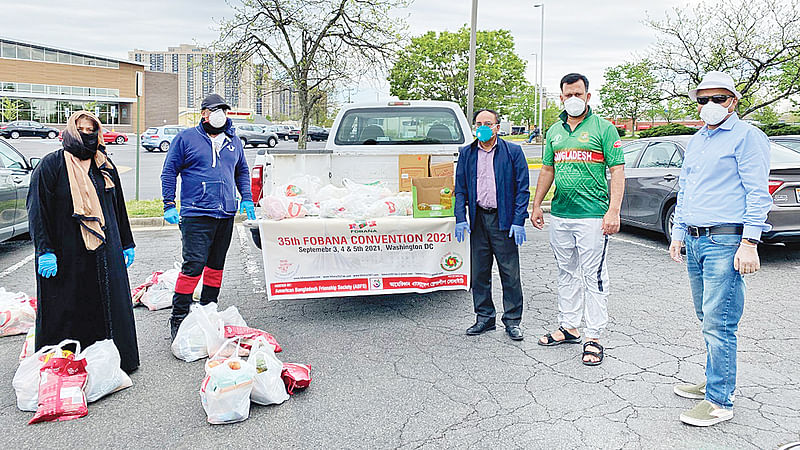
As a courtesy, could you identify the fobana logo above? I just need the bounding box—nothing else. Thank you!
[440,252,463,271]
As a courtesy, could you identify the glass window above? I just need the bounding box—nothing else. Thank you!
[31,84,45,94]
[1,82,14,92]
[638,142,678,168]
[71,87,85,95]
[0,144,25,169]
[622,142,647,167]
[16,45,31,60]
[95,59,107,67]
[16,83,31,93]
[770,142,800,164]
[47,85,60,95]
[70,54,84,65]
[85,58,96,66]
[31,47,44,61]
[59,86,71,95]
[96,88,107,96]
[669,150,684,168]
[45,49,58,62]
[1,42,16,58]
[334,107,465,145]
[165,128,181,135]
[108,61,118,69]
[57,52,70,63]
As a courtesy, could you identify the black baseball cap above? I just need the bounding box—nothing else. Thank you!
[201,93,231,111]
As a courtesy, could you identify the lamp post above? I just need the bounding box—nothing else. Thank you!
[530,52,537,129]
[534,3,544,134]
[467,0,478,122]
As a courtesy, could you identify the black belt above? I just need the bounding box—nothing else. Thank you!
[687,225,743,237]
[477,205,497,214]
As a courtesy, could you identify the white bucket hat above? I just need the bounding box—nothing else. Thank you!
[688,71,742,101]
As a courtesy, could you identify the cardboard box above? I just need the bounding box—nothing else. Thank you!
[398,154,430,192]
[412,176,455,218]
[429,161,455,178]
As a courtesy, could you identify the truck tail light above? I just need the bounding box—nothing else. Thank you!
[251,165,263,204]
[768,180,783,196]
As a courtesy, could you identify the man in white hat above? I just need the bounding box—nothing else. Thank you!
[669,71,772,426]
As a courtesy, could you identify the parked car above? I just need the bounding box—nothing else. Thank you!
[770,135,800,154]
[141,125,186,152]
[288,125,329,142]
[0,120,59,139]
[59,128,128,145]
[0,139,38,241]
[235,123,278,148]
[287,127,301,141]
[268,124,293,141]
[618,136,800,244]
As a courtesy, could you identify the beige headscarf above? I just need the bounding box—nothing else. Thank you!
[62,111,115,251]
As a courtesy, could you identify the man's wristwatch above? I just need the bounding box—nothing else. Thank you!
[742,238,760,246]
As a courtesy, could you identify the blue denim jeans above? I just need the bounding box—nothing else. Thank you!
[685,232,745,409]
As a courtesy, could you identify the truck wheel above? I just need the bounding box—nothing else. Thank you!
[268,137,277,148]
[250,228,262,249]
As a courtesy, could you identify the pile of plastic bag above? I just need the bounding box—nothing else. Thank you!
[131,263,203,311]
[259,175,413,221]
[170,303,311,425]
[13,338,132,424]
[0,288,36,337]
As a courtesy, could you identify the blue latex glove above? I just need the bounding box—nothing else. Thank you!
[164,207,179,224]
[37,252,58,278]
[240,200,256,221]
[455,221,470,243]
[509,225,526,246]
[123,248,135,268]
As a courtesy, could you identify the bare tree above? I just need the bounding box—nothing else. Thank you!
[217,0,408,149]
[647,0,800,116]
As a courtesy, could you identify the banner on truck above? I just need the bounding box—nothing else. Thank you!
[259,217,470,300]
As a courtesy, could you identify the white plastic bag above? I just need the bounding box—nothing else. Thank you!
[206,306,248,357]
[82,339,133,403]
[0,288,36,337]
[171,303,214,362]
[13,339,81,411]
[19,327,35,361]
[248,337,289,406]
[140,266,179,311]
[200,338,256,424]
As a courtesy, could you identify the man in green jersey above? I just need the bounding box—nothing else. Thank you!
[530,73,625,366]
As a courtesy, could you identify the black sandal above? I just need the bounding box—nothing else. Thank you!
[582,341,604,366]
[538,326,582,346]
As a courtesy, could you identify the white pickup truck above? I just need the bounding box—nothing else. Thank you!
[248,100,473,247]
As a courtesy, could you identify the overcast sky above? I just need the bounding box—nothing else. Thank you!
[1,0,699,106]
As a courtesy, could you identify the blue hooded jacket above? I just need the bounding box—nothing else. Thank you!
[454,138,530,231]
[161,119,252,219]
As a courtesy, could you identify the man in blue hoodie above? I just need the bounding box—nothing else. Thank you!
[161,93,256,340]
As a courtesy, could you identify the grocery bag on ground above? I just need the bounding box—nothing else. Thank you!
[29,355,89,424]
[140,267,180,311]
[224,325,282,353]
[248,337,289,405]
[131,271,162,306]
[13,339,80,412]
[206,306,248,357]
[0,288,37,337]
[81,339,132,403]
[19,327,35,361]
[281,363,312,395]
[200,338,256,424]
[171,303,217,362]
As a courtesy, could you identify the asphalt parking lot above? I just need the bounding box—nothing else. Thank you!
[0,218,797,448]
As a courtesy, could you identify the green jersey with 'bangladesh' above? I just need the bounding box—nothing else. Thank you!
[543,107,624,219]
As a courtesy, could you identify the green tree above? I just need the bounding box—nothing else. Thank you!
[599,60,660,136]
[218,0,408,149]
[507,84,539,129]
[387,27,528,116]
[647,0,800,116]
[0,97,21,121]
[751,105,780,124]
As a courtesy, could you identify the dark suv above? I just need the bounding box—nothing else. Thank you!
[0,120,59,139]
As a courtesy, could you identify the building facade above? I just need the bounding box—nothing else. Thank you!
[0,37,149,132]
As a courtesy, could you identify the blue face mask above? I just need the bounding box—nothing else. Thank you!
[476,125,494,143]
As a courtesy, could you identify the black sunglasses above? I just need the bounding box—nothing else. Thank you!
[696,95,732,105]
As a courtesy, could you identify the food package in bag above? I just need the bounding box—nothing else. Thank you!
[224,325,282,353]
[262,196,288,220]
[0,288,37,337]
[13,339,80,411]
[171,303,216,362]
[248,337,289,405]
[29,356,89,424]
[200,337,256,425]
[281,363,312,395]
[131,271,162,306]
[81,339,132,403]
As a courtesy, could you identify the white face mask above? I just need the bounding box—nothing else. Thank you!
[699,102,731,126]
[208,109,227,128]
[564,97,587,117]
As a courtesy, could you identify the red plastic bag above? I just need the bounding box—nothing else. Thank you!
[29,356,88,424]
[223,325,282,353]
[281,363,311,395]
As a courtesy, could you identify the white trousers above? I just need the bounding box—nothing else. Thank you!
[549,216,610,339]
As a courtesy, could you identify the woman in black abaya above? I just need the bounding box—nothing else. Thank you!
[27,110,139,373]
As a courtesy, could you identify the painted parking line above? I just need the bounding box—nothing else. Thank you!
[0,253,35,279]
[609,235,669,253]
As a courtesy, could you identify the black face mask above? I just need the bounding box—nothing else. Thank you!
[80,131,99,151]
[64,131,99,160]
[202,120,226,135]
